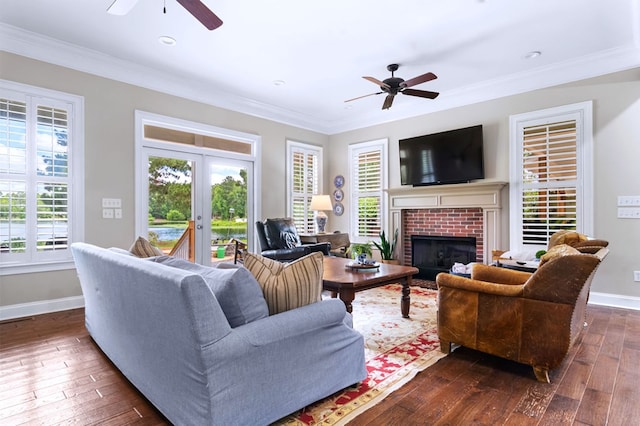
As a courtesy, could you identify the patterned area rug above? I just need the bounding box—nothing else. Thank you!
[275,284,445,425]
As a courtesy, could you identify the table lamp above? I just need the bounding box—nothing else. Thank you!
[310,195,333,233]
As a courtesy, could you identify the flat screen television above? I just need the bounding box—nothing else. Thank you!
[399,124,484,186]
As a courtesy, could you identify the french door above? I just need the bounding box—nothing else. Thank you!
[141,147,253,265]
[135,111,260,265]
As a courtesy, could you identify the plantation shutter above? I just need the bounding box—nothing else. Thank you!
[1,94,72,265]
[520,120,578,245]
[289,145,319,235]
[352,145,383,239]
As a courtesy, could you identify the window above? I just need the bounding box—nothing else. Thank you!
[0,80,84,275]
[509,101,593,249]
[286,141,322,235]
[349,139,388,243]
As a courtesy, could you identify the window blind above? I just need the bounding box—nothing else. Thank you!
[353,147,382,238]
[521,120,578,245]
[289,146,319,234]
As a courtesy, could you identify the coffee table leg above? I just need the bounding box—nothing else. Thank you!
[401,278,411,318]
[339,289,355,314]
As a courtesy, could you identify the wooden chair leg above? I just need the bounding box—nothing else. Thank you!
[439,339,452,354]
[533,366,550,383]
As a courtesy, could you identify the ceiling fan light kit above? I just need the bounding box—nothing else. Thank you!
[347,63,439,110]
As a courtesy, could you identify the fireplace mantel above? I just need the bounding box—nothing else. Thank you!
[386,181,507,265]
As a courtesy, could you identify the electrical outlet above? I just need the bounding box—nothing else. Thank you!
[114,208,122,219]
[102,208,114,219]
[634,271,640,282]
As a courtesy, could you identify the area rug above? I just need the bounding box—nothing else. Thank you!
[274,284,446,425]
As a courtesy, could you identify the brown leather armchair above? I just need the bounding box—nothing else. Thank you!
[436,245,609,383]
[255,218,331,261]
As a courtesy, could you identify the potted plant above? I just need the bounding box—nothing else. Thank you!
[347,243,373,264]
[372,229,399,264]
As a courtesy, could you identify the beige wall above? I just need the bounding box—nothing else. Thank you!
[1,51,639,308]
[0,52,329,307]
[327,68,640,299]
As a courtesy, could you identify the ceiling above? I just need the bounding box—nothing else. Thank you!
[1,0,639,134]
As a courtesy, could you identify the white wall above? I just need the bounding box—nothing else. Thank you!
[0,52,329,309]
[1,51,638,312]
[327,68,640,303]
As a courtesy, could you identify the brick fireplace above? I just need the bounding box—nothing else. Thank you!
[402,207,484,266]
[386,182,506,267]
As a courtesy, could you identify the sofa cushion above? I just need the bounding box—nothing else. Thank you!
[154,257,268,327]
[129,236,163,257]
[244,252,323,315]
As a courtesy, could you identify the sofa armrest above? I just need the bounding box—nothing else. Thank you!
[436,272,524,297]
[233,299,347,346]
[471,264,532,285]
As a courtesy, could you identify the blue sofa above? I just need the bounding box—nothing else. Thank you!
[71,243,366,425]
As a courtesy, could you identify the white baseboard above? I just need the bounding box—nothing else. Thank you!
[0,291,637,321]
[0,296,85,321]
[589,292,640,311]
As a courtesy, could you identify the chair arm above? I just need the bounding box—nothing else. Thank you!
[472,264,532,285]
[436,272,524,297]
[301,242,331,256]
[260,246,309,261]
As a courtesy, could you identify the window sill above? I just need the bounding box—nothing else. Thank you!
[0,260,76,276]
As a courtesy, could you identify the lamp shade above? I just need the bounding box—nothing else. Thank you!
[310,195,333,211]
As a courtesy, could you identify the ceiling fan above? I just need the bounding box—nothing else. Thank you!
[107,0,223,30]
[346,64,439,110]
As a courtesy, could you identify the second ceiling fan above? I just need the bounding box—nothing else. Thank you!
[346,64,439,110]
[108,0,223,30]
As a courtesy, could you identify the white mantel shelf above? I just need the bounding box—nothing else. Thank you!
[386,181,508,264]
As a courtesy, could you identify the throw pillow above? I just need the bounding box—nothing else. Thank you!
[154,256,269,327]
[539,244,581,266]
[129,236,163,258]
[244,252,324,315]
[548,230,587,249]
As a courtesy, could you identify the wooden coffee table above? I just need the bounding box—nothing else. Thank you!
[322,257,419,317]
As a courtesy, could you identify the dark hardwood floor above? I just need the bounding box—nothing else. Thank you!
[1,303,638,425]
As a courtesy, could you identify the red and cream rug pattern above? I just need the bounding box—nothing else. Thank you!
[276,284,445,425]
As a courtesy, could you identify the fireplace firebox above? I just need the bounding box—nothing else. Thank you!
[411,235,477,280]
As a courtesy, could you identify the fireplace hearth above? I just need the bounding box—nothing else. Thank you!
[411,235,477,280]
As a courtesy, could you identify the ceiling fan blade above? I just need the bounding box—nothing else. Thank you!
[107,0,139,15]
[382,95,395,110]
[402,88,440,99]
[345,92,383,103]
[176,0,223,30]
[363,76,390,89]
[403,72,437,88]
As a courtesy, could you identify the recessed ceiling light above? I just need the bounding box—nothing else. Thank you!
[273,80,286,86]
[525,50,541,59]
[158,36,176,46]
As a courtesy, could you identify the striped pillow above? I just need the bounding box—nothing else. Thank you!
[129,236,163,258]
[244,252,324,315]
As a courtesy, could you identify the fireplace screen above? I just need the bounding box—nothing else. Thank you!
[411,235,477,280]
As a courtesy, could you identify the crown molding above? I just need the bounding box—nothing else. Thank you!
[0,24,332,133]
[2,23,639,135]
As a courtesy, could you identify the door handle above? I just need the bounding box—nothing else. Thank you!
[196,224,203,230]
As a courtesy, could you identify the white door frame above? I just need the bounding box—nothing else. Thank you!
[134,111,261,259]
